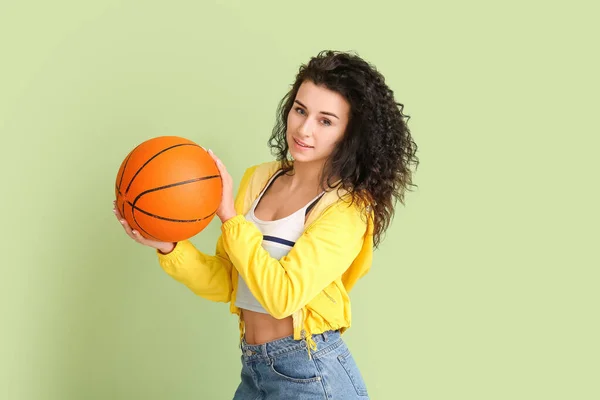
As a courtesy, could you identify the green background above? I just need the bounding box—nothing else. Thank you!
[1,1,598,399]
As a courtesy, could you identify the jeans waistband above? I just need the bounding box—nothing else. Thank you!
[240,330,340,360]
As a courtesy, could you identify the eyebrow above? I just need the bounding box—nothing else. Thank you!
[294,100,340,120]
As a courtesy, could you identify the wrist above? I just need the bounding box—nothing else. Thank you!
[158,242,176,254]
[219,210,237,224]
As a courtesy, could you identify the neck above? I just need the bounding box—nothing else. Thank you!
[287,160,325,192]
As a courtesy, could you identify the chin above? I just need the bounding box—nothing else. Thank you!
[291,153,321,165]
[289,150,307,162]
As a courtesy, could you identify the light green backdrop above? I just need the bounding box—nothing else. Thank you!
[1,1,598,399]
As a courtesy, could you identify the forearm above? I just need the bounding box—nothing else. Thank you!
[220,212,365,318]
[157,239,233,303]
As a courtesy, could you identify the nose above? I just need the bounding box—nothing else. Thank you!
[298,118,313,138]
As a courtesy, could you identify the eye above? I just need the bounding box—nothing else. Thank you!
[321,119,332,126]
[295,107,306,115]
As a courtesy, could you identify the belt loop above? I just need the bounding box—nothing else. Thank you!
[323,331,328,342]
[261,344,268,358]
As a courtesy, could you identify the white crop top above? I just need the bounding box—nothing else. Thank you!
[234,170,324,314]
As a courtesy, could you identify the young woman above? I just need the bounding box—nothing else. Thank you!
[114,50,418,399]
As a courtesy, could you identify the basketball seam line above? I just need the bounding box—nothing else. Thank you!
[130,175,220,229]
[129,200,216,223]
[117,148,136,195]
[134,175,220,199]
[124,142,199,194]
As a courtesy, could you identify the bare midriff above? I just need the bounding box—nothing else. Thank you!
[241,310,294,345]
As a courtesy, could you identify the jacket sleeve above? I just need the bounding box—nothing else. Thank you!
[156,236,233,303]
[155,165,258,303]
[220,201,368,319]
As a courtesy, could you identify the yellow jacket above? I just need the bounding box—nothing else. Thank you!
[156,160,374,352]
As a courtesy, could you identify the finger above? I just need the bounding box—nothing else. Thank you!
[113,204,123,220]
[114,209,132,236]
[131,228,164,248]
[119,217,138,240]
[207,149,223,165]
[211,155,229,177]
[114,201,166,247]
[113,202,135,235]
[208,149,218,163]
[113,203,151,244]
[208,150,227,175]
[113,200,128,219]
[121,218,151,244]
[130,229,145,243]
[119,217,131,234]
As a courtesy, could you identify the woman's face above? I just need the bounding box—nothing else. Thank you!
[286,80,350,164]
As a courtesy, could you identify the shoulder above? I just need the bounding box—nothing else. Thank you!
[238,160,283,190]
[233,160,284,211]
[239,160,282,180]
[301,198,373,258]
[307,186,374,228]
[306,194,374,243]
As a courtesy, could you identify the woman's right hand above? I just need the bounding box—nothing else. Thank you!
[113,200,176,254]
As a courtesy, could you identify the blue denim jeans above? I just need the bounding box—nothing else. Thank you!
[233,330,369,399]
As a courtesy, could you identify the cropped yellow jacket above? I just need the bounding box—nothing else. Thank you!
[156,160,374,352]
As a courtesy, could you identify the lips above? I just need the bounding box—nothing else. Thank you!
[293,137,313,148]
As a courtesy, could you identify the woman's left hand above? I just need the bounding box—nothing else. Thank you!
[208,149,237,224]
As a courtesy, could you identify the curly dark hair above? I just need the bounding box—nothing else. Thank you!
[268,50,419,248]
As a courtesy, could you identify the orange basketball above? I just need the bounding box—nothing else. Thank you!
[114,136,222,242]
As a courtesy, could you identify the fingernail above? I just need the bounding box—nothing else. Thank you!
[113,209,116,213]
[208,149,213,154]
[120,220,125,224]
[132,230,138,235]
